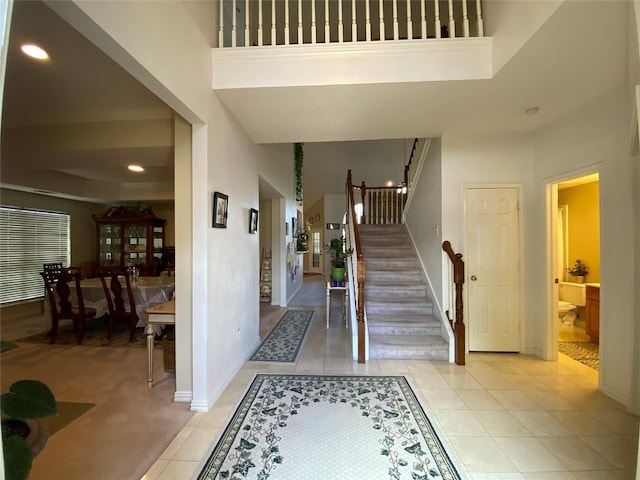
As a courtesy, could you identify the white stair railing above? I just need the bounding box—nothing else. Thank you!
[219,0,484,48]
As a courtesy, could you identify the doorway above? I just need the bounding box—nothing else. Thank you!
[552,173,601,373]
[308,229,323,275]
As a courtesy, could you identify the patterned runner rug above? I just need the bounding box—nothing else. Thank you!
[197,374,465,480]
[248,310,314,363]
[558,341,599,370]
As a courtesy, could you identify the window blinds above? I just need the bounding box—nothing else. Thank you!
[0,206,70,304]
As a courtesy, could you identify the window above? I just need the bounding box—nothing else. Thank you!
[0,206,70,304]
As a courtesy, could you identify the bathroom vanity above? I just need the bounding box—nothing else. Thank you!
[585,284,600,342]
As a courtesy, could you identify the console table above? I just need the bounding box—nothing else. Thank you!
[326,281,349,329]
[145,300,175,388]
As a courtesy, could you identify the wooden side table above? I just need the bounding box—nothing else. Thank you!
[326,281,349,329]
[145,300,175,388]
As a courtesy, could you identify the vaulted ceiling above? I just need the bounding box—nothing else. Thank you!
[0,1,628,203]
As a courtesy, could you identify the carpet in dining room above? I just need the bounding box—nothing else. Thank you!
[196,374,465,480]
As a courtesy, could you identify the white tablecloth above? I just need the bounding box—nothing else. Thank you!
[79,277,175,327]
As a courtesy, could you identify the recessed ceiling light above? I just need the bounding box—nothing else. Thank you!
[20,43,49,60]
[128,164,144,173]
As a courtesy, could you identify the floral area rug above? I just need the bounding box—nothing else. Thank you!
[197,374,465,480]
[559,341,599,371]
[248,310,314,363]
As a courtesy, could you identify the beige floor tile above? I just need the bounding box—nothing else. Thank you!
[471,373,517,390]
[511,411,573,437]
[172,427,219,462]
[412,370,451,389]
[489,390,544,411]
[470,473,526,480]
[494,437,567,472]
[140,459,169,480]
[472,410,532,437]
[584,410,640,436]
[447,436,517,473]
[457,389,506,410]
[441,372,485,389]
[548,410,615,436]
[542,436,615,470]
[434,409,489,436]
[521,473,578,480]
[524,390,579,411]
[580,435,638,470]
[420,388,467,410]
[571,470,635,480]
[156,460,200,480]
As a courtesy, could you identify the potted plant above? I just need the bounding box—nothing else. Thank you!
[324,235,353,282]
[2,379,57,480]
[567,259,588,283]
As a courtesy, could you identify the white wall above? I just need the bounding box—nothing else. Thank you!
[405,138,444,312]
[533,86,636,407]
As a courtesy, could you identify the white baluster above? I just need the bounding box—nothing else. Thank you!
[338,0,344,43]
[476,0,484,37]
[312,0,317,43]
[325,0,330,43]
[365,0,371,41]
[218,0,224,47]
[420,0,426,38]
[379,0,385,41]
[393,0,398,40]
[434,0,441,38]
[352,0,357,42]
[298,0,303,44]
[271,0,276,45]
[245,0,250,46]
[407,0,413,40]
[448,0,455,38]
[258,0,264,46]
[462,0,469,37]
[285,0,290,45]
[232,0,237,47]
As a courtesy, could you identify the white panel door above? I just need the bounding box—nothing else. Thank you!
[466,188,520,352]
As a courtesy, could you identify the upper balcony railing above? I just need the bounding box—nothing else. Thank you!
[219,0,484,48]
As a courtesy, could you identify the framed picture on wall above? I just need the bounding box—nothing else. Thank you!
[212,192,228,228]
[249,208,258,234]
[292,217,298,237]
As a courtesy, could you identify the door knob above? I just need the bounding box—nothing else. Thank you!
[470,275,478,281]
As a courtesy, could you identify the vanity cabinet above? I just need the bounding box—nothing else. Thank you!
[585,285,600,342]
[94,206,165,275]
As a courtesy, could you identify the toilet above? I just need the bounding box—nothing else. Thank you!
[558,282,586,327]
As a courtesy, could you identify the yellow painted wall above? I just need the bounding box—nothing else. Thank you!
[558,181,600,282]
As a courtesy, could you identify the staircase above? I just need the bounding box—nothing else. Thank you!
[359,224,449,360]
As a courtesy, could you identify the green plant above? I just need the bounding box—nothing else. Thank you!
[324,236,353,268]
[294,143,304,202]
[567,259,588,276]
[2,380,57,480]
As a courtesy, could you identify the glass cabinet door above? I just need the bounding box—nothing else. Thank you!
[152,226,164,260]
[125,223,147,267]
[99,224,121,266]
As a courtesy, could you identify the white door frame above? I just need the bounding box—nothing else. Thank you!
[544,167,601,370]
[463,183,525,354]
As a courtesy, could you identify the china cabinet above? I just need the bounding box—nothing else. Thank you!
[93,206,165,275]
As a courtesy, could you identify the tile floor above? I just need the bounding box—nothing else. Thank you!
[2,277,638,480]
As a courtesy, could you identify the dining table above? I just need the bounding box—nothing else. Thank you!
[78,276,175,329]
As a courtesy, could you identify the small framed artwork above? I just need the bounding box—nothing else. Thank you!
[212,191,229,228]
[285,222,289,235]
[292,217,298,237]
[249,208,259,234]
[315,213,320,221]
[308,217,314,225]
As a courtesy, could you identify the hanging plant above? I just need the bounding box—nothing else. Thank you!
[294,142,303,202]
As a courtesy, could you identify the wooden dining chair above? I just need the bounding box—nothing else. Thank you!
[41,268,97,344]
[41,262,64,312]
[98,268,138,342]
